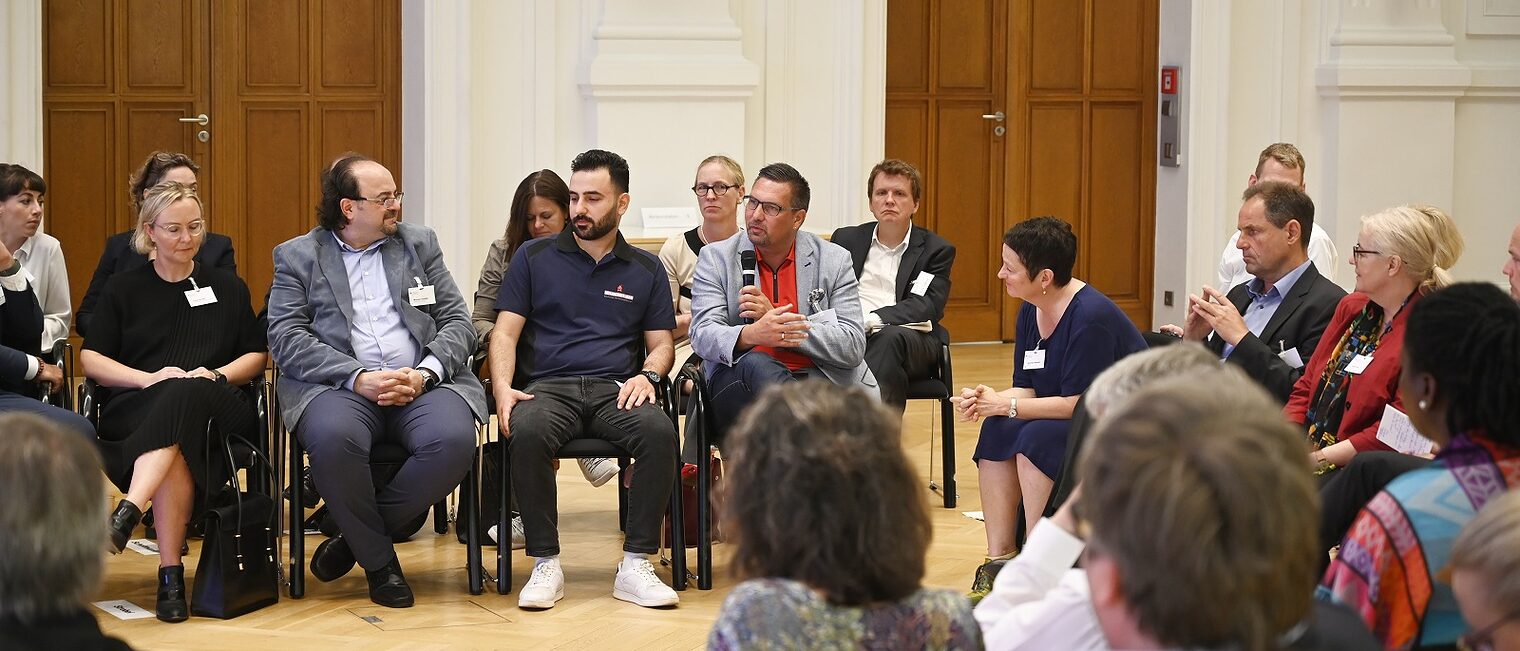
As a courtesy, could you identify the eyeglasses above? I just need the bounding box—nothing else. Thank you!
[692,183,737,198]
[150,220,206,238]
[1458,608,1520,651]
[352,192,404,208]
[742,195,798,218]
[1351,243,1383,260]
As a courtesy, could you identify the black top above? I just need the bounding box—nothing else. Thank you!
[75,230,238,337]
[0,610,134,651]
[496,229,674,383]
[82,262,264,419]
[0,267,44,394]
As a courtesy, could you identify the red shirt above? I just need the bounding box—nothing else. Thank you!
[752,246,813,372]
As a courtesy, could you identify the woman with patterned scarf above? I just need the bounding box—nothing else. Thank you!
[1284,204,1463,474]
[1319,282,1520,649]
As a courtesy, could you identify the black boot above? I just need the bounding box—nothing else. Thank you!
[156,565,189,623]
[108,500,143,554]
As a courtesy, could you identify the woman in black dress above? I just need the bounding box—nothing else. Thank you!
[81,182,266,623]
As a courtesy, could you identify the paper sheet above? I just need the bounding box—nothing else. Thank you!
[1376,404,1435,456]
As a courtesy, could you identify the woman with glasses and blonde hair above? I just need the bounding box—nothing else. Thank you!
[80,182,267,623]
[1450,489,1520,651]
[709,380,981,650]
[1285,204,1463,474]
[76,151,237,337]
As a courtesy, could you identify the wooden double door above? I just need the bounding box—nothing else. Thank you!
[42,0,402,322]
[886,0,1158,341]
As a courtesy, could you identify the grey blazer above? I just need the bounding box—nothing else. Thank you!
[267,223,487,428]
[689,230,878,397]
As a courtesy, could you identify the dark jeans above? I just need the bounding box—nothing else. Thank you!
[507,377,676,556]
[700,351,808,460]
[0,390,94,442]
[1317,451,1430,572]
[864,325,940,412]
[298,388,476,571]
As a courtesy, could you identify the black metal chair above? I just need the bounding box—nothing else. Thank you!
[905,340,957,508]
[40,341,74,411]
[485,373,687,595]
[674,362,719,590]
[273,370,485,598]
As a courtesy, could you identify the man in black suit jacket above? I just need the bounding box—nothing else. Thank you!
[1163,181,1345,402]
[830,160,955,412]
[75,229,236,336]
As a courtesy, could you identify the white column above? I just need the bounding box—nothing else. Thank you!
[581,0,760,232]
[2,1,44,168]
[1315,0,1470,262]
[402,0,474,280]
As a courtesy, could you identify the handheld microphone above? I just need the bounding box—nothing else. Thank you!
[739,250,757,324]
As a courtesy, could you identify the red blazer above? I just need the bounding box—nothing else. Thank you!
[1284,291,1422,452]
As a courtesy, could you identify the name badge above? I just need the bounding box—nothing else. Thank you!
[408,285,436,306]
[911,271,934,297]
[603,289,634,302]
[1277,346,1305,369]
[808,308,838,325]
[1023,349,1046,370]
[185,286,217,307]
[1345,353,1374,375]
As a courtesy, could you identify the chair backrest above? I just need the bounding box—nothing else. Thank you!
[1046,393,1091,515]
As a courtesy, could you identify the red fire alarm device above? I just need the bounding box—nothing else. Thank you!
[1161,66,1179,95]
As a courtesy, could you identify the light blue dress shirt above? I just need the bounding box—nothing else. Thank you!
[334,233,443,390]
[1222,258,1312,359]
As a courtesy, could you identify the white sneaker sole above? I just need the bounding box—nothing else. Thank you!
[613,586,679,608]
[517,586,564,610]
[582,460,618,488]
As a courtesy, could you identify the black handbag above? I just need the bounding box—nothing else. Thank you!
[191,433,279,619]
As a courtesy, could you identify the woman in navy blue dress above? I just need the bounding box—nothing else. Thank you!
[956,217,1145,601]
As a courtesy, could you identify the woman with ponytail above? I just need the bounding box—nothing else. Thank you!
[1284,204,1463,472]
[1319,282,1520,649]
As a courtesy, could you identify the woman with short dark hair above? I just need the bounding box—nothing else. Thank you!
[709,381,981,650]
[956,216,1146,603]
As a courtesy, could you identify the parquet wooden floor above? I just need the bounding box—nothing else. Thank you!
[94,344,1015,650]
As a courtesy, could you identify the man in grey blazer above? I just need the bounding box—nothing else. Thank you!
[267,155,484,608]
[689,162,878,447]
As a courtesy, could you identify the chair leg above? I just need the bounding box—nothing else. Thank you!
[289,435,306,599]
[498,439,512,595]
[465,439,482,595]
[616,457,630,533]
[694,390,713,590]
[668,450,686,591]
[940,397,957,509]
[433,499,449,535]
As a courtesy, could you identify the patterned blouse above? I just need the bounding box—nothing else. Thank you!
[709,578,983,650]
[1318,434,1520,649]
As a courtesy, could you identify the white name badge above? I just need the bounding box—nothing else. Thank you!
[1278,346,1305,369]
[911,271,934,296]
[1023,349,1046,370]
[408,284,437,306]
[185,286,217,307]
[808,308,838,325]
[1345,353,1374,375]
[603,289,634,303]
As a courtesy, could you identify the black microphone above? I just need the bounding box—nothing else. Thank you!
[739,250,757,324]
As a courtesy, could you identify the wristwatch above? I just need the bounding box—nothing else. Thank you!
[210,369,227,385]
[640,370,663,387]
[418,368,441,392]
[1007,397,1018,419]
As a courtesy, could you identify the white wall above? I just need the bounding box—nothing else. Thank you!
[0,1,43,169]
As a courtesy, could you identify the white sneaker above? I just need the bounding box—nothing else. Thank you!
[579,457,619,487]
[486,515,526,550]
[613,558,679,608]
[518,560,564,609]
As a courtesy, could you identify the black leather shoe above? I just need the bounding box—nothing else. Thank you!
[156,565,189,623]
[365,558,415,608]
[310,535,356,582]
[108,500,143,554]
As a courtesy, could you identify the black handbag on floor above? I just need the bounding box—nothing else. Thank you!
[192,433,279,619]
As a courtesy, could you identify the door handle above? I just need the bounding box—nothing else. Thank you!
[981,111,1005,122]
[178,113,209,125]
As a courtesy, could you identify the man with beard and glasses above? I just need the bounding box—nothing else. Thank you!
[267,154,485,608]
[488,149,680,610]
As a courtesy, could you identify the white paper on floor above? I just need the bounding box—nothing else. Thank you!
[94,599,155,620]
[963,511,985,522]
[125,539,159,556]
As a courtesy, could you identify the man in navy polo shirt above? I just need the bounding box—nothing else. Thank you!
[487,149,679,611]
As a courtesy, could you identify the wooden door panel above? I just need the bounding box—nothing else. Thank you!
[935,101,997,321]
[317,104,386,163]
[317,0,386,90]
[123,0,197,93]
[1088,102,1148,322]
[241,0,307,92]
[1026,103,1083,226]
[885,0,929,93]
[884,102,928,187]
[1091,0,1145,93]
[44,104,117,312]
[43,0,113,92]
[938,2,994,90]
[240,105,311,308]
[1028,0,1082,93]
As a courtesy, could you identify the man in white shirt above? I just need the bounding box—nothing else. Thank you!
[1217,143,1337,289]
[829,160,955,412]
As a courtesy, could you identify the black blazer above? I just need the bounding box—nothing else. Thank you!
[75,230,237,336]
[829,222,956,343]
[1206,262,1346,402]
[0,267,44,395]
